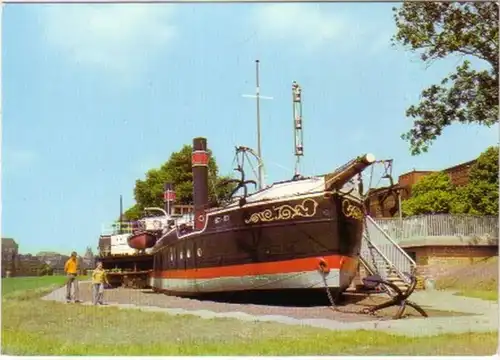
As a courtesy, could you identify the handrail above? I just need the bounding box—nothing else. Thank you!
[366,215,416,265]
[359,236,399,295]
[144,207,168,217]
[363,216,416,285]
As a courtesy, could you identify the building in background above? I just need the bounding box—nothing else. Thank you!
[37,251,70,275]
[16,253,45,276]
[367,159,477,218]
[81,246,95,274]
[1,238,19,277]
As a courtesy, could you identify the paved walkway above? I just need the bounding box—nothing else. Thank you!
[42,284,498,337]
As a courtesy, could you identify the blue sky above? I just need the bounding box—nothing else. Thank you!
[2,3,498,255]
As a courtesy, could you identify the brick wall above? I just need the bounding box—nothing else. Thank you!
[367,159,477,219]
[398,171,434,197]
[444,160,476,187]
[405,245,497,280]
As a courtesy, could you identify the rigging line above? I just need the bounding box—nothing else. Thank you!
[245,154,260,182]
[231,153,238,170]
[367,165,375,196]
[240,150,245,169]
[268,160,293,174]
[373,174,383,190]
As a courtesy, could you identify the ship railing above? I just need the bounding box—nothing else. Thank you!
[374,214,498,240]
[101,222,136,236]
[362,215,417,285]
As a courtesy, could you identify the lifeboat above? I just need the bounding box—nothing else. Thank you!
[127,231,158,250]
[127,215,168,249]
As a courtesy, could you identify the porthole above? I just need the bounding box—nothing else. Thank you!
[197,248,202,257]
[187,249,191,258]
[180,251,184,260]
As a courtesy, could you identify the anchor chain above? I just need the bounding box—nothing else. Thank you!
[318,261,338,312]
[318,260,376,316]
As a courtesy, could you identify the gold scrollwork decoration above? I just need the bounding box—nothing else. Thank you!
[244,198,319,224]
[341,199,364,220]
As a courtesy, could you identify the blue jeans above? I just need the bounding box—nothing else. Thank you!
[92,283,104,305]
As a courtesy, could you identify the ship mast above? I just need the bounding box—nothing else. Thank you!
[118,194,123,234]
[242,60,273,190]
[255,60,263,189]
[292,81,304,177]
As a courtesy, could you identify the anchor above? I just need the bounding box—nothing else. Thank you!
[362,272,429,320]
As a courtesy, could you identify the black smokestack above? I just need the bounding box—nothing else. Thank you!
[163,182,175,215]
[192,137,209,230]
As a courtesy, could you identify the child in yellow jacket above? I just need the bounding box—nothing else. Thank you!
[92,262,109,305]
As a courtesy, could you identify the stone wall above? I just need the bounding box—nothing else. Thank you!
[351,245,497,290]
[405,245,497,280]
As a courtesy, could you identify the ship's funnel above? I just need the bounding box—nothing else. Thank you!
[163,182,175,215]
[325,153,376,191]
[192,137,209,230]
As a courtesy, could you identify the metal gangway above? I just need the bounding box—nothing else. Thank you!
[358,215,428,319]
[360,215,417,295]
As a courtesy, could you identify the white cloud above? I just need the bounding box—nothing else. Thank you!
[2,148,38,175]
[252,4,399,55]
[252,4,347,51]
[40,5,177,73]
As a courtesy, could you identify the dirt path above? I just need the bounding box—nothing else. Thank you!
[42,281,498,336]
[74,283,416,322]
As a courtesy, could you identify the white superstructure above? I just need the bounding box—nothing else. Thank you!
[110,233,136,256]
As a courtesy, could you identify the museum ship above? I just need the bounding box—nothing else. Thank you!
[125,135,375,296]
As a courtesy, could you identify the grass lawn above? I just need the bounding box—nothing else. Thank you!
[1,277,498,356]
[455,289,498,301]
[2,275,88,299]
[435,257,498,302]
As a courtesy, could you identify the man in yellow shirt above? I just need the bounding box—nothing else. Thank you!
[64,252,80,303]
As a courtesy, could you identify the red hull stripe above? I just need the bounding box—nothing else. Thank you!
[152,254,358,279]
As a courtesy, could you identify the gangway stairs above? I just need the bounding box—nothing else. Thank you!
[358,215,417,296]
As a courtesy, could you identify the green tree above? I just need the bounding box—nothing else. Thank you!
[123,204,142,221]
[468,146,499,184]
[451,146,499,215]
[401,172,456,216]
[392,3,499,155]
[37,263,53,276]
[124,144,235,220]
[402,146,499,216]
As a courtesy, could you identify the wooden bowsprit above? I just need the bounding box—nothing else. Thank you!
[362,272,429,320]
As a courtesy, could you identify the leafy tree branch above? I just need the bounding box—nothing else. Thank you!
[392,2,499,155]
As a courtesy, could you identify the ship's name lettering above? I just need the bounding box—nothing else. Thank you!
[214,215,230,225]
[244,198,319,224]
[341,199,363,220]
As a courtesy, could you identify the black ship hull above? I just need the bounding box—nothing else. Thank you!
[149,192,364,295]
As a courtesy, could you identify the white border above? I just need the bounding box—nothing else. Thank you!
[0,2,497,360]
